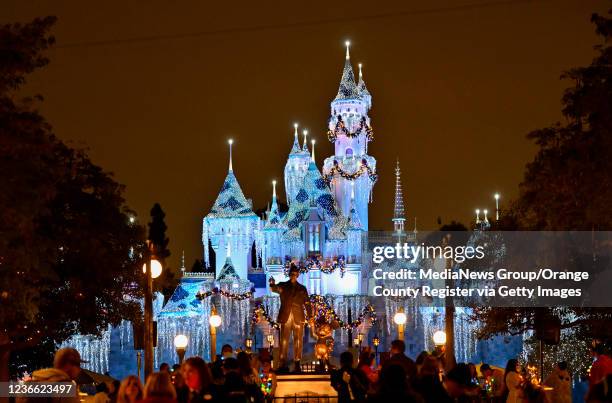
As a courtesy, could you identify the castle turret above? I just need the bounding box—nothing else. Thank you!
[202,140,259,280]
[284,124,311,205]
[323,42,377,230]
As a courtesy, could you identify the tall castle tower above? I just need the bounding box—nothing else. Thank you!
[323,42,377,230]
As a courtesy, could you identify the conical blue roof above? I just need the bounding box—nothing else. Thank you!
[283,161,344,240]
[207,171,257,219]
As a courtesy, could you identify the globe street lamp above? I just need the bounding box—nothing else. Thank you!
[209,306,222,362]
[433,330,447,354]
[142,259,163,279]
[393,307,407,341]
[174,334,188,365]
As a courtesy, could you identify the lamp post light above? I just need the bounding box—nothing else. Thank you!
[245,337,253,353]
[266,333,274,350]
[142,241,162,379]
[209,306,222,362]
[433,330,447,354]
[174,334,188,365]
[358,333,364,350]
[393,307,407,341]
[373,335,380,363]
[494,193,500,221]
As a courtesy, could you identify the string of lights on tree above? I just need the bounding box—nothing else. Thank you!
[252,295,376,331]
[323,159,378,184]
[327,115,374,142]
[283,255,346,277]
[195,286,255,301]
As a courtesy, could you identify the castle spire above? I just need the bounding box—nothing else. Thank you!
[357,62,371,105]
[290,123,301,154]
[228,139,234,172]
[302,129,309,152]
[335,41,359,100]
[392,159,406,233]
[311,139,316,162]
[180,250,186,274]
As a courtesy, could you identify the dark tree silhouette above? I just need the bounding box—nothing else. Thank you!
[0,17,143,379]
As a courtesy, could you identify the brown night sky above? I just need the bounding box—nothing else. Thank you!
[3,0,609,270]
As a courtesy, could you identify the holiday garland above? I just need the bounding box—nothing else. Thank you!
[327,116,374,142]
[323,159,378,184]
[252,295,377,331]
[196,286,255,301]
[283,255,346,277]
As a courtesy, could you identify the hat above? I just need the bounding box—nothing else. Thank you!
[54,347,88,368]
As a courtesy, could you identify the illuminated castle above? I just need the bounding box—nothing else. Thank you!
[202,42,377,296]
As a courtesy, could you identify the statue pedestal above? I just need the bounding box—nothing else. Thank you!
[274,374,337,401]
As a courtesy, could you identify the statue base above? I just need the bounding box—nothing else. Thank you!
[274,374,337,400]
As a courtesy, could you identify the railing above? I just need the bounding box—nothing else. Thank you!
[271,395,337,402]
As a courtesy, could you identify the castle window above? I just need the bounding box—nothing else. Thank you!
[345,148,353,157]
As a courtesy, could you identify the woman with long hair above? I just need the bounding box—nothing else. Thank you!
[117,376,143,403]
[504,359,525,403]
[140,372,177,403]
[181,356,215,402]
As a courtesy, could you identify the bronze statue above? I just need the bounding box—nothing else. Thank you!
[269,264,310,373]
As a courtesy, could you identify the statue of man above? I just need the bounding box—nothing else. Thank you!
[269,264,310,373]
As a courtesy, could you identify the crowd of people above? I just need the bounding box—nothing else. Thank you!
[18,340,612,403]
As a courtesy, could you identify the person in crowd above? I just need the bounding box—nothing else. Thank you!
[586,373,612,402]
[171,371,188,403]
[481,363,505,400]
[413,355,446,403]
[504,359,524,403]
[94,382,111,403]
[220,357,263,403]
[221,344,234,360]
[109,380,121,403]
[236,351,261,387]
[588,343,612,398]
[442,363,480,402]
[117,375,144,403]
[181,356,215,402]
[543,361,571,403]
[415,351,429,376]
[368,364,418,403]
[357,350,378,387]
[382,340,417,384]
[160,363,170,373]
[18,347,85,403]
[467,363,478,385]
[331,351,368,403]
[140,372,177,403]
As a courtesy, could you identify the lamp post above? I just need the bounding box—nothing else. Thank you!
[393,307,407,341]
[373,336,380,363]
[245,337,253,353]
[209,306,221,362]
[358,333,364,350]
[266,333,274,351]
[433,330,447,355]
[142,241,163,379]
[174,334,188,365]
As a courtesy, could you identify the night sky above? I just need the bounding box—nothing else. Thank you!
[3,0,609,270]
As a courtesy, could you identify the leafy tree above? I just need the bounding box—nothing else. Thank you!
[472,9,612,375]
[146,203,177,300]
[0,17,144,379]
